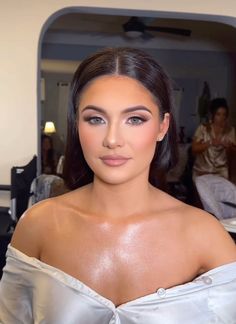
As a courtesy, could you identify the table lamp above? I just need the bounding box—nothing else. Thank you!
[44,121,56,134]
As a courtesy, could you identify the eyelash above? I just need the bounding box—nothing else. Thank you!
[127,116,148,125]
[83,116,105,125]
[83,115,149,126]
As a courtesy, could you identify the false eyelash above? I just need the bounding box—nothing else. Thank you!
[83,116,105,124]
[127,116,149,124]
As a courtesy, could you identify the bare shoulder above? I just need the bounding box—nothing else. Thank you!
[179,203,236,271]
[11,187,85,257]
[11,198,57,258]
[153,189,236,271]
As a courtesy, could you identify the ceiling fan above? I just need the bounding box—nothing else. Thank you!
[122,17,192,39]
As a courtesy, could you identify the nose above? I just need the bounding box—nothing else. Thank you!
[102,123,124,149]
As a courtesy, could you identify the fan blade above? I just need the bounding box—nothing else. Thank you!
[146,26,191,37]
[122,17,145,34]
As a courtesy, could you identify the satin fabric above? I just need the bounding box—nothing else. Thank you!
[193,124,235,179]
[1,246,236,323]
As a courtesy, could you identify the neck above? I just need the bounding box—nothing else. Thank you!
[213,121,225,130]
[86,174,156,219]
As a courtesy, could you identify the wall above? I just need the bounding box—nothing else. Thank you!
[41,71,74,158]
[1,1,236,206]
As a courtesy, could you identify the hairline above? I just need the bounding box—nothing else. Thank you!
[75,72,163,120]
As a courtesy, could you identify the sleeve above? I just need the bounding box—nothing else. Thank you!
[208,276,236,322]
[227,126,236,144]
[193,124,206,142]
[0,258,33,323]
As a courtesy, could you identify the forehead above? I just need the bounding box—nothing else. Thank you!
[78,75,157,109]
[215,107,227,114]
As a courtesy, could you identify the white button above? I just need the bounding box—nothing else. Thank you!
[202,276,212,285]
[157,287,166,298]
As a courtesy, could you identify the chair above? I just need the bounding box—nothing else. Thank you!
[0,232,12,279]
[0,156,37,278]
[10,155,37,221]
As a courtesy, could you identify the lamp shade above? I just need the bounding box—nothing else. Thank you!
[44,121,56,134]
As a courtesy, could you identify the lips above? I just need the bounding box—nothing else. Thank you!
[100,155,131,167]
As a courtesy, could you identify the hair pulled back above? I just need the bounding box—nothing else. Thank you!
[63,47,177,190]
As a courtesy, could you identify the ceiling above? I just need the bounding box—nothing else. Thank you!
[42,13,236,52]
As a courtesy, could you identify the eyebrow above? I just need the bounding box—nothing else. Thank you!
[81,105,153,115]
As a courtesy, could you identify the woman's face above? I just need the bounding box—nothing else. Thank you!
[213,107,228,127]
[77,75,169,185]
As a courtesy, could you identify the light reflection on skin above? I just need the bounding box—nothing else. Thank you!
[62,75,172,299]
[90,222,141,282]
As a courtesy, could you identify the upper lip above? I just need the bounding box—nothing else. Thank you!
[100,155,130,160]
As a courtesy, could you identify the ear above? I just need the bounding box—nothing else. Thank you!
[156,113,170,142]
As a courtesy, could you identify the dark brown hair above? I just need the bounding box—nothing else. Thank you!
[41,134,56,174]
[209,97,229,120]
[63,47,177,190]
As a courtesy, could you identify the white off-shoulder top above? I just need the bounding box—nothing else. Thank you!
[0,245,236,323]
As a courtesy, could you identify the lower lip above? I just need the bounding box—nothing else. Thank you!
[101,158,130,167]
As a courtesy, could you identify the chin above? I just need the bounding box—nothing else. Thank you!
[96,174,131,186]
[90,160,151,186]
[94,168,149,186]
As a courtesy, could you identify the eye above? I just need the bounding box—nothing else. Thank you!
[84,116,105,125]
[127,116,148,125]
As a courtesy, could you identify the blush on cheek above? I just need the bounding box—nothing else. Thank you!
[136,125,158,147]
[132,129,158,162]
[78,123,101,157]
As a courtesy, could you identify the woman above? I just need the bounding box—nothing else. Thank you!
[192,97,236,179]
[1,48,236,323]
[41,134,56,174]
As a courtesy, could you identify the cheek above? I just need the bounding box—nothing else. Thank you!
[133,124,158,149]
[78,122,101,154]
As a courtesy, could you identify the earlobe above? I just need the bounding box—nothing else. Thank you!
[156,113,170,142]
[157,135,164,142]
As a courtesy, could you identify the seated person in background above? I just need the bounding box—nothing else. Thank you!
[192,98,236,180]
[1,48,236,323]
[41,134,56,174]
